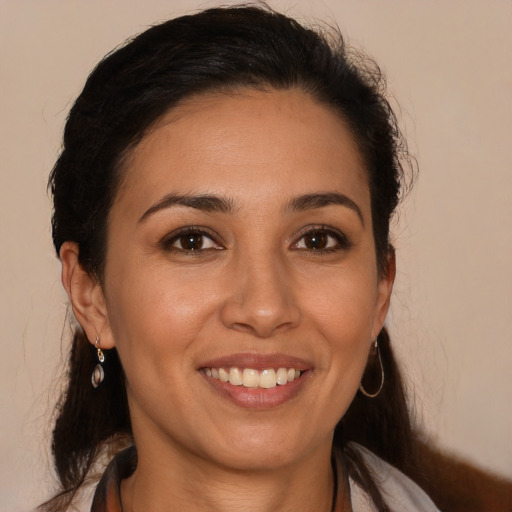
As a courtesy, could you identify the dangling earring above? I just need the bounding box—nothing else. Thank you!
[359,338,384,398]
[91,336,105,388]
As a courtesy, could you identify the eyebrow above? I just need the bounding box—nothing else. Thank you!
[138,193,235,223]
[287,192,364,225]
[138,191,364,225]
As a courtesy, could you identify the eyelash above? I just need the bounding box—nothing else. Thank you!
[161,227,223,254]
[160,225,352,255]
[292,225,352,253]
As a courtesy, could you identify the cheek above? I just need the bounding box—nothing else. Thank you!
[301,267,377,404]
[104,266,221,377]
[304,264,378,341]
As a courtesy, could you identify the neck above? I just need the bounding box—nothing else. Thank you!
[121,439,346,512]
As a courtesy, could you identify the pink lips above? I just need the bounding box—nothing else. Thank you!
[199,352,311,371]
[199,353,311,409]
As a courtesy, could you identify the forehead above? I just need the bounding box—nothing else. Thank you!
[115,88,369,215]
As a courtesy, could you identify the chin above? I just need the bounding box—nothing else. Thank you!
[197,421,331,472]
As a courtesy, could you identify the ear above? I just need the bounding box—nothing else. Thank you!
[60,242,115,349]
[371,250,396,340]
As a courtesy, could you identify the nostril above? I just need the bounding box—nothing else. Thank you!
[231,322,255,334]
[228,318,298,339]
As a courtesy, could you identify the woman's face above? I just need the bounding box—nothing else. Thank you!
[99,88,393,471]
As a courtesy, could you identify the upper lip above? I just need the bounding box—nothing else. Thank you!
[199,352,312,371]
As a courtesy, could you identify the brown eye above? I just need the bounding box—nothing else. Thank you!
[167,231,218,252]
[304,232,328,250]
[293,227,350,252]
[179,233,204,251]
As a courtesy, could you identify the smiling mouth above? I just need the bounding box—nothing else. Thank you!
[203,367,302,389]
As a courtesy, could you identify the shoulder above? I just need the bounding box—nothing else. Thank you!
[91,445,137,512]
[348,443,441,512]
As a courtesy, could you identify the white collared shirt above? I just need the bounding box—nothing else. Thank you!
[349,443,441,512]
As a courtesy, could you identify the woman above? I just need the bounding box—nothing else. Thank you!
[41,5,466,511]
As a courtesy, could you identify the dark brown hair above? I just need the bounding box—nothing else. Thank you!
[43,5,418,510]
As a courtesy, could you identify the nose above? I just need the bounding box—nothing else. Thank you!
[220,253,301,338]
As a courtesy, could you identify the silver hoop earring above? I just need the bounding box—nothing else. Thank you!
[359,339,384,398]
[91,336,105,388]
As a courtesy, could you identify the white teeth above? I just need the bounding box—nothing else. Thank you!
[259,369,277,388]
[276,367,288,385]
[219,367,229,382]
[242,368,259,388]
[228,367,243,386]
[205,367,302,388]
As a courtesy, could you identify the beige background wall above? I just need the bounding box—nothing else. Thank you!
[1,1,511,510]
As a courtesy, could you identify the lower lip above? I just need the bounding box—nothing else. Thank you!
[201,371,309,409]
